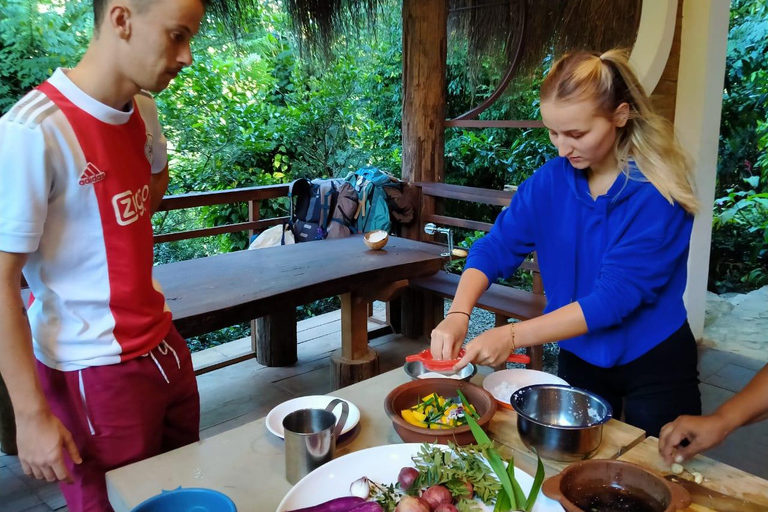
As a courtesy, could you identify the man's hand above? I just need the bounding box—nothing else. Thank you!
[17,410,81,483]
[658,413,731,465]
[430,314,470,361]
[453,326,513,370]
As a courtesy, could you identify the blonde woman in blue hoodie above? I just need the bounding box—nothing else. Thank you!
[430,49,701,437]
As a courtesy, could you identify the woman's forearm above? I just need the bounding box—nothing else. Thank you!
[514,302,588,348]
[450,268,490,314]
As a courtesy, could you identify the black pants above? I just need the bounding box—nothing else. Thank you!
[558,321,701,438]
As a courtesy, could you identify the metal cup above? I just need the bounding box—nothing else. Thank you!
[282,398,349,484]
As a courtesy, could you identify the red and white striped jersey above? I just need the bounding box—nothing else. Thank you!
[0,69,172,371]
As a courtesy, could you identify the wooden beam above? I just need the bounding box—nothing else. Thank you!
[414,182,513,206]
[401,0,448,184]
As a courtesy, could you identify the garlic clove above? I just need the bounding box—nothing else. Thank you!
[670,463,684,475]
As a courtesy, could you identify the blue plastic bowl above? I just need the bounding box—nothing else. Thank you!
[131,487,237,512]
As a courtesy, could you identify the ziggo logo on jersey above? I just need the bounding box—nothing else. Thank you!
[111,185,150,226]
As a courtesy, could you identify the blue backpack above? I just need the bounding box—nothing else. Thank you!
[343,167,400,233]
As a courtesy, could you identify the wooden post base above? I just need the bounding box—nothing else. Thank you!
[255,309,297,367]
[330,347,379,390]
[0,375,17,455]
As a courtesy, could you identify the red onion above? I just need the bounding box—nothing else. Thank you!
[421,485,453,510]
[398,467,419,491]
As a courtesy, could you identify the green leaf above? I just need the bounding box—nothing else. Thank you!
[507,456,527,506]
[525,453,546,512]
[459,390,517,509]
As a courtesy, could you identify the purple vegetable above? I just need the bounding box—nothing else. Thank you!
[286,496,365,512]
[347,503,385,512]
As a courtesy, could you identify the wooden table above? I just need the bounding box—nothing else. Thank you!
[155,236,445,387]
[106,369,649,512]
[618,437,768,509]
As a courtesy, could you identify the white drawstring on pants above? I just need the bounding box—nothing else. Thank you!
[143,339,181,384]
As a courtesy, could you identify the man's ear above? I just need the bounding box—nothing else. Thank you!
[108,4,133,40]
[614,102,630,128]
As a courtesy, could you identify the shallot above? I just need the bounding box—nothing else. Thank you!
[349,476,371,499]
[395,496,430,512]
[421,485,453,509]
[398,467,419,491]
[434,505,459,512]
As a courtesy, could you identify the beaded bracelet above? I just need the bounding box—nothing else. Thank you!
[446,311,470,319]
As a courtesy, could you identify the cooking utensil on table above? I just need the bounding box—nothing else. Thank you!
[405,348,530,373]
[282,398,349,484]
[542,459,691,512]
[383,378,496,445]
[403,360,477,381]
[664,475,767,512]
[511,384,612,461]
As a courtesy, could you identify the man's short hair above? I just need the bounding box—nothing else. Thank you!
[92,0,209,31]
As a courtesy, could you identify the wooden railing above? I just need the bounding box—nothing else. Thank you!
[410,182,542,288]
[153,184,290,244]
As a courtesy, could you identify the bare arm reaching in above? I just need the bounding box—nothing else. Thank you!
[659,364,768,463]
[0,251,81,482]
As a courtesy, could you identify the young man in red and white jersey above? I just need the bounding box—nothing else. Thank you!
[0,1,207,510]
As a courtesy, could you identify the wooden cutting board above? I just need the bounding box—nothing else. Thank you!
[618,437,768,510]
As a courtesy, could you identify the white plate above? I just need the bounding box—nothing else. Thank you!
[483,369,569,409]
[265,395,361,439]
[275,443,564,512]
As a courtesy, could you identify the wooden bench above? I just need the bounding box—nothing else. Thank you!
[404,182,547,370]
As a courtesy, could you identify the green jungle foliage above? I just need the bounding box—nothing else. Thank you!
[2,0,766,347]
[710,0,768,293]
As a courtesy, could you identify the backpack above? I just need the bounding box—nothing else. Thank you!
[343,167,403,233]
[288,178,358,242]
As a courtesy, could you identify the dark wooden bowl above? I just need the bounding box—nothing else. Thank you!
[383,378,497,445]
[542,459,691,512]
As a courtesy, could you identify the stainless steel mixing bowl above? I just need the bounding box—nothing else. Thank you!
[511,384,612,462]
[403,361,477,381]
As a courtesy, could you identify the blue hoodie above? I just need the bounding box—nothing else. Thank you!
[465,157,693,368]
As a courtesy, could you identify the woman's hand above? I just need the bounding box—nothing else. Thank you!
[453,325,514,370]
[658,413,732,464]
[430,313,470,361]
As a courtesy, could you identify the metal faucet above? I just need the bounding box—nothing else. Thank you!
[424,222,454,260]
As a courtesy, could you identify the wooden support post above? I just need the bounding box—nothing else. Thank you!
[387,298,402,334]
[249,199,261,357]
[399,288,425,339]
[254,309,297,367]
[422,292,444,336]
[333,292,379,389]
[331,348,379,391]
[401,0,447,185]
[0,375,17,455]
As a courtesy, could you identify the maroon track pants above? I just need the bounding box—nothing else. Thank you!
[36,325,200,512]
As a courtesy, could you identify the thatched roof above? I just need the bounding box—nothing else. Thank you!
[277,0,640,70]
[450,0,641,76]
[205,0,640,75]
